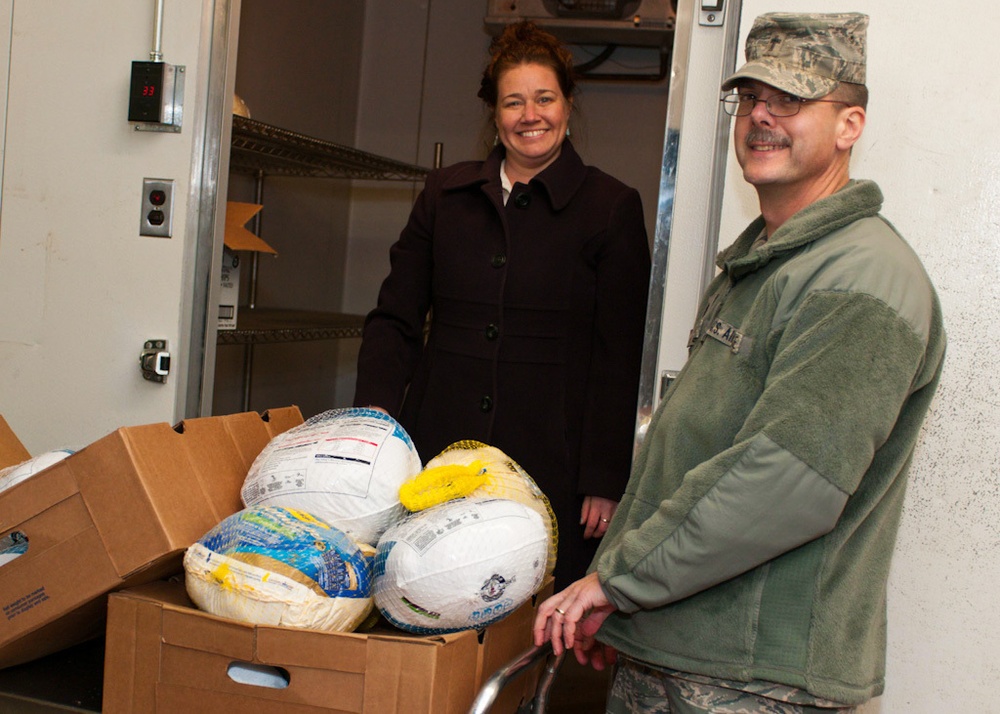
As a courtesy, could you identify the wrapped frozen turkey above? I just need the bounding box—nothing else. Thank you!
[0,449,74,494]
[241,408,421,546]
[374,497,549,634]
[399,440,558,577]
[184,505,374,632]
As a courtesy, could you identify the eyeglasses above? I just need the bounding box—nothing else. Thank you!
[721,91,852,117]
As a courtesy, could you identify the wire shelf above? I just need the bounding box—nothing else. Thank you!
[217,308,365,345]
[228,116,430,181]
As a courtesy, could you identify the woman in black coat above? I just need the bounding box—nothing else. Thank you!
[353,21,650,590]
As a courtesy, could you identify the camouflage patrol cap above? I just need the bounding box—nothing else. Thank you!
[721,12,868,99]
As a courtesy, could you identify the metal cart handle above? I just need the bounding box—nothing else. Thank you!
[468,642,565,714]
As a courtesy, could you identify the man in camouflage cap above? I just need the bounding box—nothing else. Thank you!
[535,11,945,714]
[721,12,867,99]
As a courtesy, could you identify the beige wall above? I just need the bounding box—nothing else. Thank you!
[0,0,217,452]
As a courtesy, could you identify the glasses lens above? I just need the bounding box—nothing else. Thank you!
[722,95,749,116]
[767,95,801,117]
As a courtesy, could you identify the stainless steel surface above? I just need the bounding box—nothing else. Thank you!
[185,0,240,420]
[699,1,743,292]
[633,0,743,450]
[632,0,693,447]
[150,0,164,62]
[468,642,565,714]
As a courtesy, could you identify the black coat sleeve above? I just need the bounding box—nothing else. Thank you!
[576,187,650,499]
[352,173,440,415]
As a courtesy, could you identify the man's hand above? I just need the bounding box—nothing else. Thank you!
[532,572,619,668]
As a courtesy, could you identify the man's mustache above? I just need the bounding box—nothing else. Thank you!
[745,128,790,148]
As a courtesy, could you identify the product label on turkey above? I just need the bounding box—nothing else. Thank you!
[401,499,530,557]
[255,415,392,497]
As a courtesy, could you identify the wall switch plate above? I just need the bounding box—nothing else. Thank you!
[140,178,174,238]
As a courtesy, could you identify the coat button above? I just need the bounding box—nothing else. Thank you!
[480,395,493,412]
[485,324,499,341]
[490,253,507,268]
[513,193,530,209]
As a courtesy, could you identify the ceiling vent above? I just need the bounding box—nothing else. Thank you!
[484,0,676,49]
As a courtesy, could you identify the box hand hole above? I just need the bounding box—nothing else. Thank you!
[226,662,291,689]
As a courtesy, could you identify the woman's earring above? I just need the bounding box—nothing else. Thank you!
[493,133,499,146]
[565,127,571,137]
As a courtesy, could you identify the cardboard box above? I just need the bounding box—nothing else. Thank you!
[0,406,303,668]
[220,201,277,330]
[104,577,554,714]
[0,415,31,467]
[218,247,241,330]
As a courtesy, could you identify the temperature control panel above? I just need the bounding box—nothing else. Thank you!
[128,61,185,132]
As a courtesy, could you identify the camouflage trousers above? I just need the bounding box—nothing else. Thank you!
[605,657,858,714]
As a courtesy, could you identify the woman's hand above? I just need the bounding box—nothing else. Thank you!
[581,495,618,539]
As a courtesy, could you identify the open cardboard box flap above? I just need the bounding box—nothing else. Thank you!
[0,406,303,669]
[0,416,31,468]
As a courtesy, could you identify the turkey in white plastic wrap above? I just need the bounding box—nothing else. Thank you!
[399,440,558,577]
[241,408,421,547]
[0,449,74,494]
[374,497,549,634]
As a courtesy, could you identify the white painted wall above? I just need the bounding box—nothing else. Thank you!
[715,1,1000,711]
[0,0,218,453]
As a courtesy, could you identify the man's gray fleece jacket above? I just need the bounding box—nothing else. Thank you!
[593,179,946,706]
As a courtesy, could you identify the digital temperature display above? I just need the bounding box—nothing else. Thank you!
[128,60,185,132]
[128,61,166,123]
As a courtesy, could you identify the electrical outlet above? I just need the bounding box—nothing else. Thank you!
[140,178,174,238]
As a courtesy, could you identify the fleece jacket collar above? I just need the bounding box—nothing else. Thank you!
[719,179,885,280]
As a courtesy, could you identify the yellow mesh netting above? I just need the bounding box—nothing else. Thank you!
[398,460,489,508]
[399,441,558,577]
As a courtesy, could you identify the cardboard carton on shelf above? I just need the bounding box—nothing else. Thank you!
[103,576,554,714]
[219,201,277,330]
[0,406,303,669]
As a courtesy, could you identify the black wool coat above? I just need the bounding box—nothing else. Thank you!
[354,141,651,588]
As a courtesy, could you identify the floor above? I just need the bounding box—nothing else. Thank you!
[0,639,104,713]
